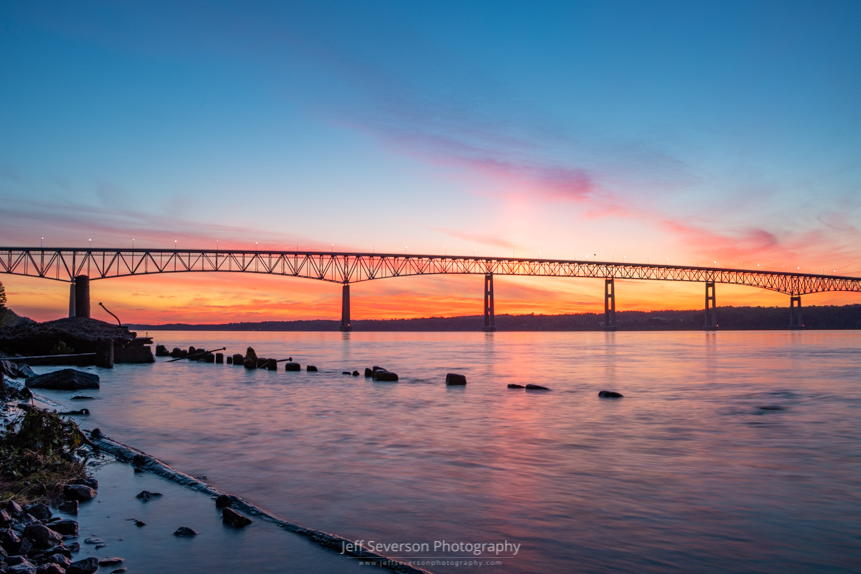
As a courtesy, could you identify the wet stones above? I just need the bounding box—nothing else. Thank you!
[215,495,233,509]
[63,484,96,502]
[22,524,62,548]
[25,369,100,390]
[173,527,197,537]
[221,508,252,528]
[445,373,467,385]
[23,504,51,522]
[598,390,623,398]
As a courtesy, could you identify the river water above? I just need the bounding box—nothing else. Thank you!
[32,331,861,573]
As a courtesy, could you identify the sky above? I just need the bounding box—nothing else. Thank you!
[1,0,860,323]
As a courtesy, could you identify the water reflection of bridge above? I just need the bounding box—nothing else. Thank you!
[3,247,859,332]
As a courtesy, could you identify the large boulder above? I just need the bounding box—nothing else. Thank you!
[26,369,99,390]
[63,484,96,502]
[23,523,63,548]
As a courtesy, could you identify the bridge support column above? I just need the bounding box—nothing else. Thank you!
[340,283,352,332]
[789,295,803,329]
[704,280,717,330]
[74,275,90,319]
[68,283,76,318]
[604,278,617,330]
[483,273,496,332]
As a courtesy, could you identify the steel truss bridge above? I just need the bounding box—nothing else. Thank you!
[2,247,859,331]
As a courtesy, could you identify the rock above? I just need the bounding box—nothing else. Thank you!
[758,405,784,411]
[130,519,145,527]
[8,558,36,574]
[364,368,373,377]
[373,370,398,382]
[221,508,252,528]
[70,395,94,400]
[243,347,258,369]
[110,569,128,574]
[507,384,525,389]
[71,477,98,489]
[0,509,12,526]
[24,524,63,548]
[37,564,65,574]
[173,527,196,537]
[98,558,123,567]
[215,495,232,509]
[6,501,23,518]
[352,370,359,376]
[66,557,100,574]
[342,371,351,375]
[57,500,78,515]
[135,491,162,502]
[89,428,103,439]
[44,554,71,568]
[445,373,467,385]
[154,345,169,357]
[63,485,95,502]
[306,365,318,372]
[6,556,28,566]
[25,370,99,390]
[82,538,102,545]
[47,520,77,537]
[525,384,550,391]
[284,362,300,371]
[1,529,22,554]
[131,455,148,469]
[598,390,623,398]
[66,542,80,553]
[169,348,182,358]
[58,408,89,416]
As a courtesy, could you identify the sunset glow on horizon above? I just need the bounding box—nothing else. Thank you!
[1,1,860,323]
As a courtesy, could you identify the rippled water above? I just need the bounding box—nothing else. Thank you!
[33,331,861,573]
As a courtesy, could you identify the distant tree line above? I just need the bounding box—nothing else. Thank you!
[129,304,861,331]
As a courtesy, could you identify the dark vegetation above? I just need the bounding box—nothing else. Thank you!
[0,408,88,505]
[130,304,861,331]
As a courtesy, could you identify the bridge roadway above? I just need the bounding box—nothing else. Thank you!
[2,247,859,331]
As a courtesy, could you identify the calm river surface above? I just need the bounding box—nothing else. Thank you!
[34,331,861,573]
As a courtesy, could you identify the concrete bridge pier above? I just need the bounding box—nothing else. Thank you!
[74,275,90,318]
[483,273,496,332]
[68,283,76,317]
[340,283,352,332]
[789,295,803,329]
[704,280,717,330]
[604,278,617,330]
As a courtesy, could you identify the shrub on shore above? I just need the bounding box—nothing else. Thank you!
[0,407,89,505]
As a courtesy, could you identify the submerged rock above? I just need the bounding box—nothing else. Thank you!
[99,558,124,567]
[525,384,550,391]
[352,370,359,377]
[373,370,398,382]
[307,365,318,372]
[445,373,467,385]
[57,500,78,515]
[222,508,252,528]
[507,384,525,389]
[135,491,162,502]
[598,390,623,398]
[67,557,100,574]
[26,369,100,390]
[173,527,197,537]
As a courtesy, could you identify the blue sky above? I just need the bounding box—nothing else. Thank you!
[1,1,860,320]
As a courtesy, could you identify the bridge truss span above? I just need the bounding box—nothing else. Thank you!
[1,247,858,296]
[2,247,859,331]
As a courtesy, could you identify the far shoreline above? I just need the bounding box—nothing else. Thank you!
[129,304,861,332]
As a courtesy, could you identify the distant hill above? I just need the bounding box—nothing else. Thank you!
[129,304,861,331]
[0,307,35,329]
